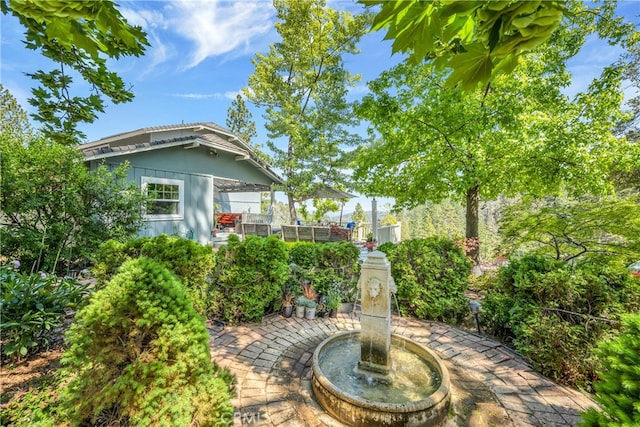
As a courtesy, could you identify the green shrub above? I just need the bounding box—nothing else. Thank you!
[288,242,317,269]
[58,257,234,426]
[580,313,640,427]
[315,241,360,276]
[379,238,472,323]
[211,235,289,323]
[309,268,342,297]
[92,235,215,316]
[286,241,360,302]
[482,254,640,390]
[0,138,147,273]
[0,264,90,361]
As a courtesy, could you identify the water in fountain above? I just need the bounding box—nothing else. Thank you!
[311,250,451,426]
[317,335,441,403]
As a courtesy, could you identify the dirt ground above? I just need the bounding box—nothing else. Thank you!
[1,347,64,402]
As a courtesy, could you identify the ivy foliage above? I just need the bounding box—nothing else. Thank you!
[379,238,472,323]
[59,257,234,426]
[92,235,215,317]
[481,255,640,390]
[211,235,289,323]
[580,313,640,427]
[1,0,149,142]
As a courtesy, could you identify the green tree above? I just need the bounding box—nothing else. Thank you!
[0,85,147,274]
[353,7,638,264]
[351,202,367,223]
[0,136,147,273]
[0,84,33,142]
[1,0,148,143]
[613,40,640,191]
[226,93,258,145]
[500,193,640,264]
[362,0,568,90]
[312,198,339,222]
[245,0,369,224]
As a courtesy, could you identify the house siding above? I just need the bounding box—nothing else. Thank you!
[134,168,213,244]
[90,144,265,245]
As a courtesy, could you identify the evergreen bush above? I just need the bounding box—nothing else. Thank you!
[482,254,640,390]
[379,238,472,323]
[580,313,640,426]
[58,257,234,426]
[211,235,288,323]
[92,235,215,316]
[287,242,317,269]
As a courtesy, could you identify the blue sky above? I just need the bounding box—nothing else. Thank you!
[1,0,638,213]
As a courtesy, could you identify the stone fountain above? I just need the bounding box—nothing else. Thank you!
[311,251,451,426]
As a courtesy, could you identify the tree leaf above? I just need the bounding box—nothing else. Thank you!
[445,43,493,90]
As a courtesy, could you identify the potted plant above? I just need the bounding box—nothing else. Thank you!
[338,279,358,313]
[301,281,317,301]
[365,232,376,252]
[295,296,307,318]
[282,291,295,318]
[316,295,327,318]
[325,291,341,318]
[304,298,318,320]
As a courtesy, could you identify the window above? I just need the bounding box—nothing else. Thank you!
[141,177,184,220]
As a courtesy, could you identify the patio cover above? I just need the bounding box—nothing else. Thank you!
[301,184,356,200]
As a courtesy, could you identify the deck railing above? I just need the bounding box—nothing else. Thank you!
[352,222,402,245]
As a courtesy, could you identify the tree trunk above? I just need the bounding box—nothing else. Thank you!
[288,192,298,225]
[465,184,480,266]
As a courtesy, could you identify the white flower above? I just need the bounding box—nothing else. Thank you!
[40,272,47,280]
[10,260,20,269]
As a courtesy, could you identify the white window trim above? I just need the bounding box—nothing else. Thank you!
[141,176,184,221]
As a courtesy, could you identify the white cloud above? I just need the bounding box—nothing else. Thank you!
[143,32,177,75]
[348,83,369,97]
[171,91,237,100]
[118,1,274,73]
[120,6,168,30]
[165,0,274,69]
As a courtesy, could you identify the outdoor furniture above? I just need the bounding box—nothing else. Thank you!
[312,226,331,242]
[280,225,350,243]
[282,225,299,242]
[297,226,314,242]
[242,223,272,238]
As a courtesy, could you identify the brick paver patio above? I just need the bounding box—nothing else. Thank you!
[208,313,597,426]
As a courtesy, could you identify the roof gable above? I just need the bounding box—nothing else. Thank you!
[80,122,282,185]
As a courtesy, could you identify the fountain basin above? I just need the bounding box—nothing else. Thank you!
[312,331,450,427]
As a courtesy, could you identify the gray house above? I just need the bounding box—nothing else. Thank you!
[80,122,282,244]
